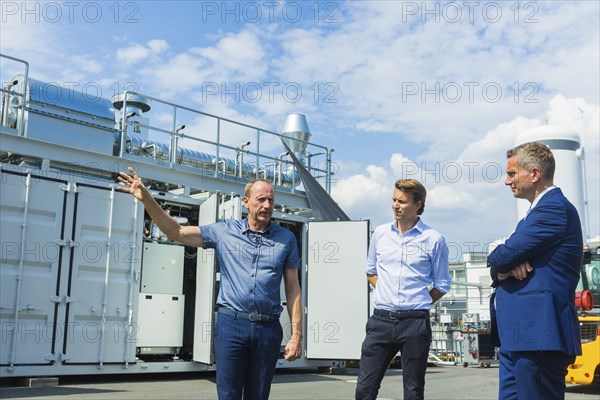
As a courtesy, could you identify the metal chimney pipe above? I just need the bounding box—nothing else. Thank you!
[281,113,312,164]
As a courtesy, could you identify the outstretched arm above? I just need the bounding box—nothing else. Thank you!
[117,167,204,248]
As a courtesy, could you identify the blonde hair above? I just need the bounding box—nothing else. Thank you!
[395,179,426,215]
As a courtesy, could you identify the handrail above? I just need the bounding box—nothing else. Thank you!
[0,53,29,136]
[1,53,333,192]
[117,90,332,191]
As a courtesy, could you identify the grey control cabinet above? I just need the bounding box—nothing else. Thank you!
[140,242,184,294]
[137,243,185,351]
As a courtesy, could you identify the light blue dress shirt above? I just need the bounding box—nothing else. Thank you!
[366,218,451,311]
[200,219,301,316]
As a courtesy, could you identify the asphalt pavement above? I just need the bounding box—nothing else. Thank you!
[1,365,599,400]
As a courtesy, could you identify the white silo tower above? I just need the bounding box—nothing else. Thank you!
[515,125,589,243]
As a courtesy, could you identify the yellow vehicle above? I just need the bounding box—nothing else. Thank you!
[566,249,600,385]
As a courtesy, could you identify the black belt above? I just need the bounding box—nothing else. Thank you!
[217,307,278,322]
[374,308,429,320]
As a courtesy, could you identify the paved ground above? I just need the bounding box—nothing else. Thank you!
[1,365,598,400]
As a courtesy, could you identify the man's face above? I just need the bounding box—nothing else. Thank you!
[505,156,536,201]
[243,181,275,226]
[392,188,421,224]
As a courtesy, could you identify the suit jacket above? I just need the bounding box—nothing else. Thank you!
[487,188,582,355]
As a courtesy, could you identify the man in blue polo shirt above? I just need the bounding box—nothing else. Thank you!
[355,179,451,400]
[118,167,302,400]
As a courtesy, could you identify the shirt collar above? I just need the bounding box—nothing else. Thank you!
[529,185,557,213]
[390,217,424,235]
[242,219,272,236]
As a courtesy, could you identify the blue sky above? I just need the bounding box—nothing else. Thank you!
[1,1,599,257]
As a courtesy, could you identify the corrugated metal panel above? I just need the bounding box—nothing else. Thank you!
[62,185,143,364]
[0,171,67,365]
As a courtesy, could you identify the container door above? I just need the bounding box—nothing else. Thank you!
[193,194,242,364]
[0,171,67,365]
[219,195,242,221]
[62,184,143,364]
[305,220,369,359]
[192,194,219,364]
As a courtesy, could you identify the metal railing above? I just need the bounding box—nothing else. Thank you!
[116,90,334,191]
[0,54,29,136]
[0,53,335,192]
[430,329,464,366]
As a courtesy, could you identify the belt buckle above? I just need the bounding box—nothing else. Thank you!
[388,311,395,320]
[248,312,260,321]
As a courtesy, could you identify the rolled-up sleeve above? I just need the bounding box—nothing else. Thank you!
[365,229,379,275]
[431,236,451,293]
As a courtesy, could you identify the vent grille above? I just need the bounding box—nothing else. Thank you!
[580,321,599,343]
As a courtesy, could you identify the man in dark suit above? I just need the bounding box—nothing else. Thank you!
[488,141,583,399]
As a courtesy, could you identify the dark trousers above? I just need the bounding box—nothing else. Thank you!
[355,313,432,400]
[214,312,283,400]
[498,349,576,400]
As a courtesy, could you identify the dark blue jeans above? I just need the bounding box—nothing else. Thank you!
[214,312,283,400]
[355,313,432,400]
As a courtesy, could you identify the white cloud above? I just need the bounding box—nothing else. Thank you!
[196,30,267,82]
[390,153,419,178]
[0,17,67,83]
[140,51,209,96]
[134,30,271,103]
[116,44,151,66]
[114,40,170,68]
[331,165,391,220]
[428,185,477,210]
[333,95,600,249]
[270,1,599,159]
[69,55,103,74]
[1,0,596,248]
[147,39,169,53]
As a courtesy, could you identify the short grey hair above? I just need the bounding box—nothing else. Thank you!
[506,141,555,181]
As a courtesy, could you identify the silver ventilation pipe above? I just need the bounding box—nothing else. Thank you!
[281,113,312,165]
[123,133,301,187]
[112,93,151,122]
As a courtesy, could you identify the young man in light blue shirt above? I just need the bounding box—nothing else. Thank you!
[356,179,451,400]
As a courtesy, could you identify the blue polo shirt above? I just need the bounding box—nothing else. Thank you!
[366,218,451,311]
[200,219,301,316]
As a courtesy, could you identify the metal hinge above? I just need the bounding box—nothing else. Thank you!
[18,304,41,312]
[49,295,73,304]
[55,239,78,248]
[59,182,78,193]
